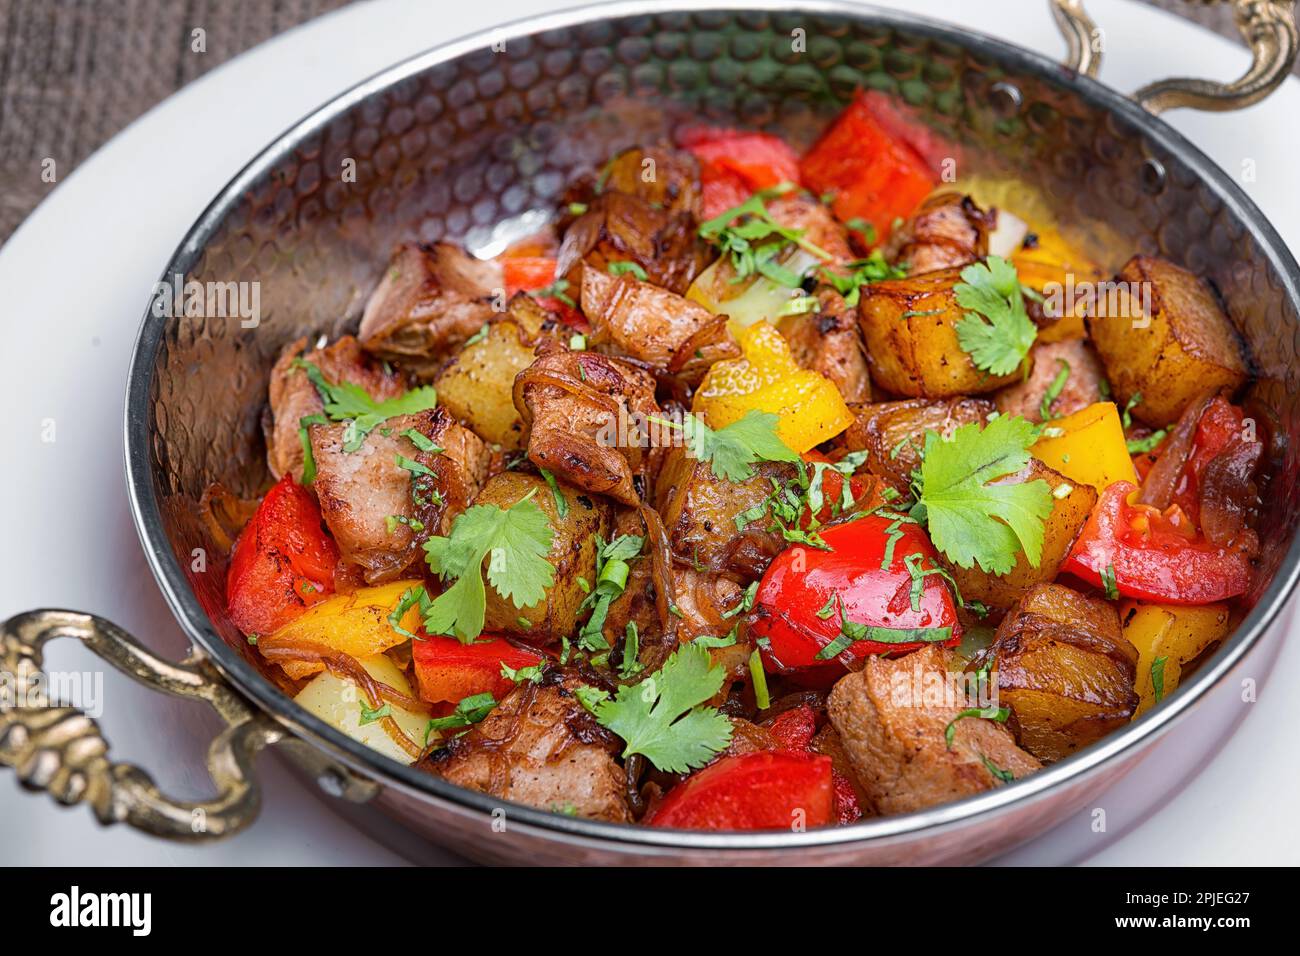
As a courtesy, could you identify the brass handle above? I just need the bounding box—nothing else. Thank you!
[1053,0,1298,114]
[0,609,283,840]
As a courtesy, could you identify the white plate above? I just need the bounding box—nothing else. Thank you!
[1,0,1297,866]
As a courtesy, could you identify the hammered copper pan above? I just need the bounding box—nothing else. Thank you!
[3,0,1299,864]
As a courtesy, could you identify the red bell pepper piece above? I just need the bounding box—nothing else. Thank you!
[412,634,543,704]
[799,90,938,243]
[800,452,879,528]
[1062,481,1252,604]
[502,256,557,297]
[680,126,802,220]
[751,515,960,673]
[646,751,833,830]
[765,703,818,752]
[831,771,863,824]
[1169,397,1246,525]
[227,475,338,637]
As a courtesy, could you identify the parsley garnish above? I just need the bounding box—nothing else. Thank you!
[1101,562,1119,601]
[591,642,734,774]
[533,278,575,308]
[607,260,649,281]
[421,495,555,642]
[1151,655,1168,703]
[358,701,392,725]
[654,410,800,483]
[1127,430,1167,455]
[944,705,1011,749]
[819,249,908,306]
[388,584,432,640]
[953,256,1037,376]
[618,621,645,679]
[501,661,544,684]
[297,413,329,482]
[538,468,569,519]
[1039,359,1071,420]
[697,183,832,285]
[815,601,952,661]
[294,358,437,452]
[424,692,497,743]
[913,415,1053,576]
[980,753,1016,784]
[1121,392,1143,428]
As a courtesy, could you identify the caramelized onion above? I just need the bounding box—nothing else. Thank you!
[1199,437,1262,550]
[1135,390,1219,509]
[259,641,429,759]
[638,503,678,669]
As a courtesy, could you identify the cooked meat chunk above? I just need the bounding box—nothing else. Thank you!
[985,583,1138,762]
[265,335,405,483]
[653,446,796,580]
[434,680,632,822]
[358,242,501,377]
[884,191,991,274]
[311,407,489,583]
[828,646,1041,815]
[994,338,1105,423]
[840,397,994,492]
[778,287,871,403]
[580,266,739,382]
[767,191,853,267]
[557,190,711,296]
[514,342,662,507]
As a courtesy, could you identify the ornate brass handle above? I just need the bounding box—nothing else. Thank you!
[1053,0,1298,114]
[0,609,285,840]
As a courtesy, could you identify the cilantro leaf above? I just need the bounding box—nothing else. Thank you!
[677,410,800,483]
[592,641,733,774]
[953,256,1037,377]
[295,358,438,452]
[422,496,555,642]
[915,414,1054,576]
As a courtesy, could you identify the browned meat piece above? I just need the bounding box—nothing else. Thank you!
[810,724,872,812]
[840,397,994,493]
[358,242,501,377]
[557,191,711,295]
[653,446,796,580]
[514,342,662,507]
[994,338,1105,423]
[311,407,489,583]
[986,583,1138,762]
[434,680,632,822]
[778,287,871,403]
[767,191,853,267]
[828,646,1041,815]
[580,266,739,382]
[884,191,992,274]
[265,335,406,483]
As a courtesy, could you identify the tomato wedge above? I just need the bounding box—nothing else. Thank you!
[227,475,338,637]
[412,634,543,704]
[645,751,833,830]
[680,126,802,220]
[750,515,960,673]
[1062,481,1252,604]
[502,256,557,297]
[799,90,938,243]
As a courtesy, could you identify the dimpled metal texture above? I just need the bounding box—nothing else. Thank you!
[136,5,1300,837]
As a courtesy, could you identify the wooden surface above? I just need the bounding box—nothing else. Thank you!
[0,0,1266,242]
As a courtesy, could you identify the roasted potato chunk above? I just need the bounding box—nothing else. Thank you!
[858,267,1020,397]
[435,295,554,450]
[986,583,1139,762]
[840,397,994,493]
[1086,255,1249,427]
[473,472,610,643]
[944,458,1097,608]
[653,446,796,580]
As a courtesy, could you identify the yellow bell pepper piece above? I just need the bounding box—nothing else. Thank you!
[261,580,424,680]
[1121,602,1231,716]
[693,322,853,453]
[1032,401,1137,492]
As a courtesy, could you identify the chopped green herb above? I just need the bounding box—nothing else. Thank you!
[607,260,649,281]
[294,358,437,452]
[749,648,770,710]
[358,701,392,725]
[944,705,1011,749]
[1101,563,1119,601]
[1151,655,1168,703]
[538,468,569,519]
[1039,359,1071,420]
